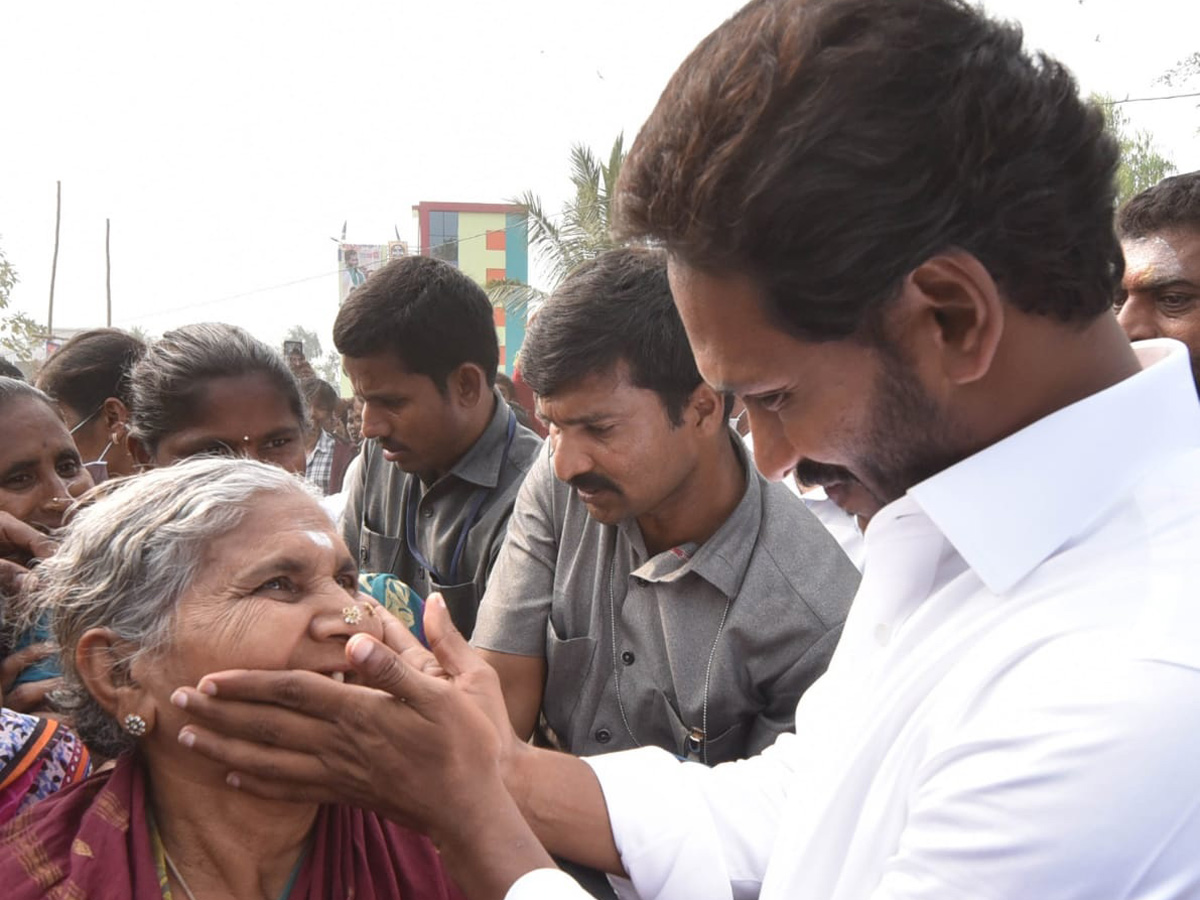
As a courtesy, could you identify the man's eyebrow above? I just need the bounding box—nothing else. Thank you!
[540,411,621,427]
[1127,276,1200,293]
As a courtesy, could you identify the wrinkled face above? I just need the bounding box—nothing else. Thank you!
[344,352,466,480]
[151,373,307,475]
[130,491,382,781]
[668,261,959,506]
[538,364,702,526]
[0,396,93,532]
[1117,229,1200,393]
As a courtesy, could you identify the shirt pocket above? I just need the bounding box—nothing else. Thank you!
[359,521,401,574]
[429,579,482,638]
[542,618,598,748]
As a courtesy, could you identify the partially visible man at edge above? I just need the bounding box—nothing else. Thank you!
[172,1,1200,898]
[1116,170,1200,395]
[335,256,542,637]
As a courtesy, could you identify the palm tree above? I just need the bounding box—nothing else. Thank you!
[488,134,626,316]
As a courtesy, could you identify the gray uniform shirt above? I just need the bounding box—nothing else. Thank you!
[472,436,861,763]
[340,393,542,637]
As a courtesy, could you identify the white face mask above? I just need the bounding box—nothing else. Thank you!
[70,406,112,484]
[83,440,114,484]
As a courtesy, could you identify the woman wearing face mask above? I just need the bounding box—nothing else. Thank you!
[36,329,147,484]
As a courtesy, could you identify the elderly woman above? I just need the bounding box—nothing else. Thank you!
[0,458,458,898]
[124,324,422,636]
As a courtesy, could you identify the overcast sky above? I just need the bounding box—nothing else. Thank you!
[2,0,1197,354]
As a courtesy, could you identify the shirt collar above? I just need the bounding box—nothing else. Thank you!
[904,339,1200,595]
[630,433,761,598]
[449,391,515,489]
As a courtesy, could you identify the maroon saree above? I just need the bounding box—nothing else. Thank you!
[0,752,462,899]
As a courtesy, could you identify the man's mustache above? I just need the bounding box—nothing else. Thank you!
[568,473,622,494]
[793,459,858,488]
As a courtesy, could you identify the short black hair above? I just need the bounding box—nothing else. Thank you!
[616,0,1122,341]
[128,323,306,455]
[333,256,499,391]
[35,328,147,417]
[520,248,702,425]
[1118,171,1200,240]
[0,359,22,380]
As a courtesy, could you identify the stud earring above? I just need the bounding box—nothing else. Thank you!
[123,714,147,736]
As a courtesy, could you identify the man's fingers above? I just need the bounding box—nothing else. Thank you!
[424,595,483,679]
[177,724,338,801]
[187,668,357,719]
[346,633,451,710]
[377,607,443,676]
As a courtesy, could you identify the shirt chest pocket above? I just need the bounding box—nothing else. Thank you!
[359,522,401,573]
[542,617,598,744]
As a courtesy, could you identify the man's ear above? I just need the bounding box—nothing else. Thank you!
[75,628,156,729]
[687,382,727,434]
[448,363,488,409]
[901,251,1004,387]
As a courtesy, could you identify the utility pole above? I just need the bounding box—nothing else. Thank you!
[48,181,62,338]
[105,218,112,327]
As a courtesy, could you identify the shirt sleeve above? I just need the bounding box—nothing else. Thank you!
[584,735,800,900]
[870,653,1200,900]
[505,868,595,900]
[472,446,559,656]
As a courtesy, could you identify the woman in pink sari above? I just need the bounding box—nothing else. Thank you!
[0,458,462,900]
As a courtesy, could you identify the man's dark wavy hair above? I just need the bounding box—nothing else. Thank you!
[520,248,702,426]
[1118,171,1200,240]
[614,0,1124,341]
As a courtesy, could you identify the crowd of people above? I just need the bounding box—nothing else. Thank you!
[2,0,1200,897]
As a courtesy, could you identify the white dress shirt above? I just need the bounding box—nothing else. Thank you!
[507,339,1200,900]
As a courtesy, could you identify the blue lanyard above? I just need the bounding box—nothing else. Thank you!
[403,410,516,585]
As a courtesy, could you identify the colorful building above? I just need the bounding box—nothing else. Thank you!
[412,201,529,375]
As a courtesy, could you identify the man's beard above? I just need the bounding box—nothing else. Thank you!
[853,344,969,505]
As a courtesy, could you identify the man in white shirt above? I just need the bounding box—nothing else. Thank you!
[170,0,1200,898]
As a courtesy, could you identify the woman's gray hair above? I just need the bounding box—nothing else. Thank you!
[30,457,316,758]
[128,323,308,456]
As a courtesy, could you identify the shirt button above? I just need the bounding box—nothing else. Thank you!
[594,728,612,744]
[874,623,891,647]
[621,651,635,666]
[417,568,426,581]
[422,507,433,518]
[359,547,368,565]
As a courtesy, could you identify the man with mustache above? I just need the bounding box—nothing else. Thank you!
[335,256,543,636]
[471,249,858,771]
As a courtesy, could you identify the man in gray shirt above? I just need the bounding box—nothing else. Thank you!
[472,248,860,763]
[335,256,542,637]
